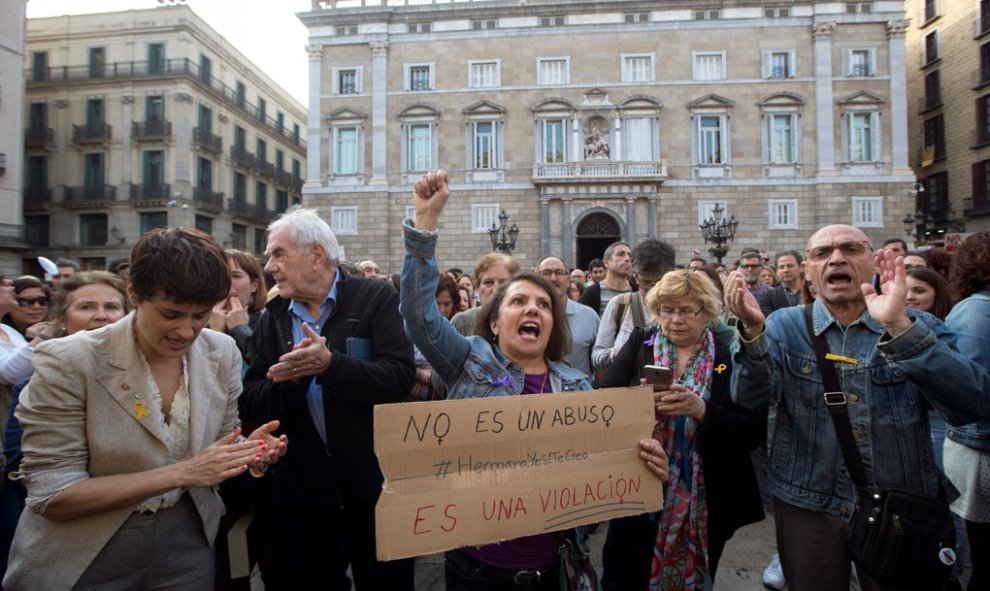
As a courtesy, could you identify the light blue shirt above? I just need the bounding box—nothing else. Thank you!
[288,269,339,443]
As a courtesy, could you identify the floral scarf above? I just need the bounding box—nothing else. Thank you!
[647,326,715,591]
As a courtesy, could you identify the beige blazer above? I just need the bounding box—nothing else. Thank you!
[4,313,242,590]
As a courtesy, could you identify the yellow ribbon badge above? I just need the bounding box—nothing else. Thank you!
[714,363,727,374]
[133,400,150,420]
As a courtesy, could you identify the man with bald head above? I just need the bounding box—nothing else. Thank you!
[537,256,599,376]
[357,259,383,280]
[725,224,990,590]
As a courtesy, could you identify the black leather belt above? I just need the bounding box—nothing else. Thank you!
[451,550,557,587]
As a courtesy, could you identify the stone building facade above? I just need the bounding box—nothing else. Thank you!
[300,0,916,272]
[904,0,990,247]
[22,6,306,273]
[0,0,28,276]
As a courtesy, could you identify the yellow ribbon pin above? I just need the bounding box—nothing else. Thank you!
[714,363,727,374]
[133,400,150,420]
[825,353,858,364]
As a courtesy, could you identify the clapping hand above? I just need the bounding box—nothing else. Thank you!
[862,248,913,337]
[267,323,331,383]
[247,420,288,472]
[724,271,766,337]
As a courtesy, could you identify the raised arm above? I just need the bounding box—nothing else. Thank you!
[399,170,472,386]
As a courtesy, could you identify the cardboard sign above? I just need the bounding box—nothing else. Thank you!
[944,233,973,253]
[374,386,663,561]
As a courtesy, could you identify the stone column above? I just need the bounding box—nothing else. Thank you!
[369,40,389,184]
[54,99,69,199]
[648,195,658,239]
[305,44,323,189]
[613,117,622,160]
[120,96,134,199]
[887,20,911,173]
[813,22,836,174]
[171,92,193,195]
[571,116,581,162]
[625,197,636,243]
[540,197,550,261]
[562,197,573,265]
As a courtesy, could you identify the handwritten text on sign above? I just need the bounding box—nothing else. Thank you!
[374,386,662,561]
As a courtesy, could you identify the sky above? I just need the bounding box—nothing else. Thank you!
[27,0,313,106]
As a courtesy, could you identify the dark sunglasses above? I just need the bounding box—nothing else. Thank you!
[17,296,50,308]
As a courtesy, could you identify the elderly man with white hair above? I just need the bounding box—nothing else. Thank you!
[240,206,416,590]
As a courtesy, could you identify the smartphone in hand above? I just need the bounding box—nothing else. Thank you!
[644,365,673,391]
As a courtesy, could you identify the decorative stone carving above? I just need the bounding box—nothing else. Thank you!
[54,99,70,109]
[173,92,193,103]
[584,117,611,160]
[306,44,323,60]
[120,95,135,105]
[886,20,910,37]
[369,40,389,55]
[218,114,229,124]
[812,22,836,39]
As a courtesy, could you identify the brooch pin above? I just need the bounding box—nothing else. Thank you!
[714,363,727,374]
[133,399,150,420]
[490,375,511,387]
[825,353,858,364]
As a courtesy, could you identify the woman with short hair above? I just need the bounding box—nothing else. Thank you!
[600,269,765,590]
[1,271,130,581]
[5,228,287,590]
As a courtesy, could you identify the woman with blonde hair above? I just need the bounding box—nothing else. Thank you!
[601,269,764,590]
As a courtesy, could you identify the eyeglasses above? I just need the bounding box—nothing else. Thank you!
[658,307,702,320]
[805,240,871,262]
[17,296,50,308]
[539,269,569,278]
[739,264,762,270]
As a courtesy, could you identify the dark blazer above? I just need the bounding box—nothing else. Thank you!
[762,284,794,317]
[240,272,415,510]
[579,281,603,316]
[602,327,765,554]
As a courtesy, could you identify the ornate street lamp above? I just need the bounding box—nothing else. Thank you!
[488,210,519,254]
[903,210,935,246]
[698,203,739,265]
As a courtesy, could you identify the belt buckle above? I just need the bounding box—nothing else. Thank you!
[824,391,847,406]
[513,569,541,585]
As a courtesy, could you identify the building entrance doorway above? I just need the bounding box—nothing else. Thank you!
[575,212,621,271]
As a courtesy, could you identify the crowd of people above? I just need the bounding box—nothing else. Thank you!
[0,168,987,591]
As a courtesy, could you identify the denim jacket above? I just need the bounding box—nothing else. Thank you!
[945,289,990,452]
[731,300,990,520]
[400,221,592,398]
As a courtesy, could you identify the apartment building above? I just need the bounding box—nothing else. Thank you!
[299,0,916,271]
[0,0,28,275]
[23,6,306,273]
[905,0,990,248]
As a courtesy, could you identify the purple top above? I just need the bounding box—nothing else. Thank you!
[460,372,559,569]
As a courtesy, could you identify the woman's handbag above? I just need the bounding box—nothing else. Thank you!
[555,528,600,591]
[803,305,955,588]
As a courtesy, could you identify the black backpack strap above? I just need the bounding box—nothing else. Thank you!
[803,304,871,490]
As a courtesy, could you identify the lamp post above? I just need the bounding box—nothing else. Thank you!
[488,210,519,254]
[698,203,739,265]
[903,210,935,247]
